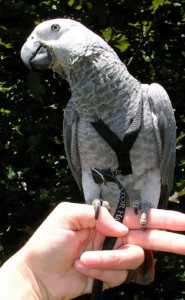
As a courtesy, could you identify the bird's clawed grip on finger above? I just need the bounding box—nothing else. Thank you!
[92,199,111,220]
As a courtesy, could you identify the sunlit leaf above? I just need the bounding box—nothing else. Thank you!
[0,83,17,93]
[114,38,130,53]
[102,28,113,42]
[0,40,13,49]
[176,133,185,144]
[176,180,185,189]
[0,108,11,115]
[75,4,82,10]
[68,0,74,6]
[149,0,171,13]
[178,188,185,198]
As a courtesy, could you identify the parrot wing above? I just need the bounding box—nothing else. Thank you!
[63,97,82,191]
[146,83,176,207]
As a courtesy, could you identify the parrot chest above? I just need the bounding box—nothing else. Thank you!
[78,114,158,173]
[77,86,159,175]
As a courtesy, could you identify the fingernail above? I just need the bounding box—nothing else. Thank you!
[80,251,100,267]
[74,259,89,272]
[116,222,128,234]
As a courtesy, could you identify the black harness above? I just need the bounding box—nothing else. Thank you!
[91,98,143,176]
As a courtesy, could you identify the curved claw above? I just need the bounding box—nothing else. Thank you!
[134,206,138,214]
[92,199,111,219]
[92,199,102,220]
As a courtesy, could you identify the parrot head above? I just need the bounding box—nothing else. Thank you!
[21,18,105,76]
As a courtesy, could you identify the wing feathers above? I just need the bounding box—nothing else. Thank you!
[148,83,176,192]
[63,98,82,190]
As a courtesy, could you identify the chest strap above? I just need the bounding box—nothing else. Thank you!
[91,98,143,176]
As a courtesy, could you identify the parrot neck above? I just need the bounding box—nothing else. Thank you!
[67,50,141,122]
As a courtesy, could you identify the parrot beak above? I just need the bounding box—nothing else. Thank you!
[21,40,53,70]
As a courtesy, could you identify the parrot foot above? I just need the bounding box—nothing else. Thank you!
[140,213,147,230]
[92,199,111,220]
[140,201,153,230]
[133,200,142,214]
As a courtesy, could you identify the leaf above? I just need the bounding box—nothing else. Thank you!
[149,0,171,13]
[102,29,130,52]
[0,108,11,115]
[178,188,185,198]
[52,5,57,10]
[169,191,180,203]
[176,133,185,145]
[0,83,17,93]
[176,180,185,189]
[68,0,74,6]
[68,0,82,9]
[12,125,23,136]
[54,137,62,145]
[6,165,16,180]
[102,28,113,42]
[114,38,130,53]
[0,40,13,49]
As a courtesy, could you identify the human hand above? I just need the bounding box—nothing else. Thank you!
[1,203,185,300]
[76,207,185,286]
[15,202,131,300]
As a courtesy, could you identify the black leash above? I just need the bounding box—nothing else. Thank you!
[91,168,127,300]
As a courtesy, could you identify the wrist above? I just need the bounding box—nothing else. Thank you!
[0,250,50,300]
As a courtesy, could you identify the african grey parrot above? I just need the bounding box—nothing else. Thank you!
[21,18,176,287]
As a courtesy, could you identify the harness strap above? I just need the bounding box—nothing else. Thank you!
[91,167,127,300]
[118,98,143,175]
[91,120,120,155]
[91,98,143,176]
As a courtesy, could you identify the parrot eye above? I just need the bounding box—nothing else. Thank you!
[51,24,60,32]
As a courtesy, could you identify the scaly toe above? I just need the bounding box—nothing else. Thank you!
[102,201,111,212]
[133,200,141,214]
[140,212,147,230]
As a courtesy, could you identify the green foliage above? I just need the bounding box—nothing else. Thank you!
[149,0,172,13]
[0,0,184,298]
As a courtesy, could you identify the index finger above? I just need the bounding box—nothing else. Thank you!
[124,208,185,231]
[49,202,128,236]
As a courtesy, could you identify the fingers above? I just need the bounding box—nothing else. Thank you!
[125,229,185,255]
[78,245,144,270]
[53,203,185,235]
[82,268,128,290]
[124,208,185,231]
[55,202,128,236]
[75,245,144,289]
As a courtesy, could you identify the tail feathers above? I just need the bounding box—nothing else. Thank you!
[133,250,155,285]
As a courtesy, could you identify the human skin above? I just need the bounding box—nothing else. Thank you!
[1,202,185,300]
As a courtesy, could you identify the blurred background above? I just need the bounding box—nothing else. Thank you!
[0,0,184,299]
